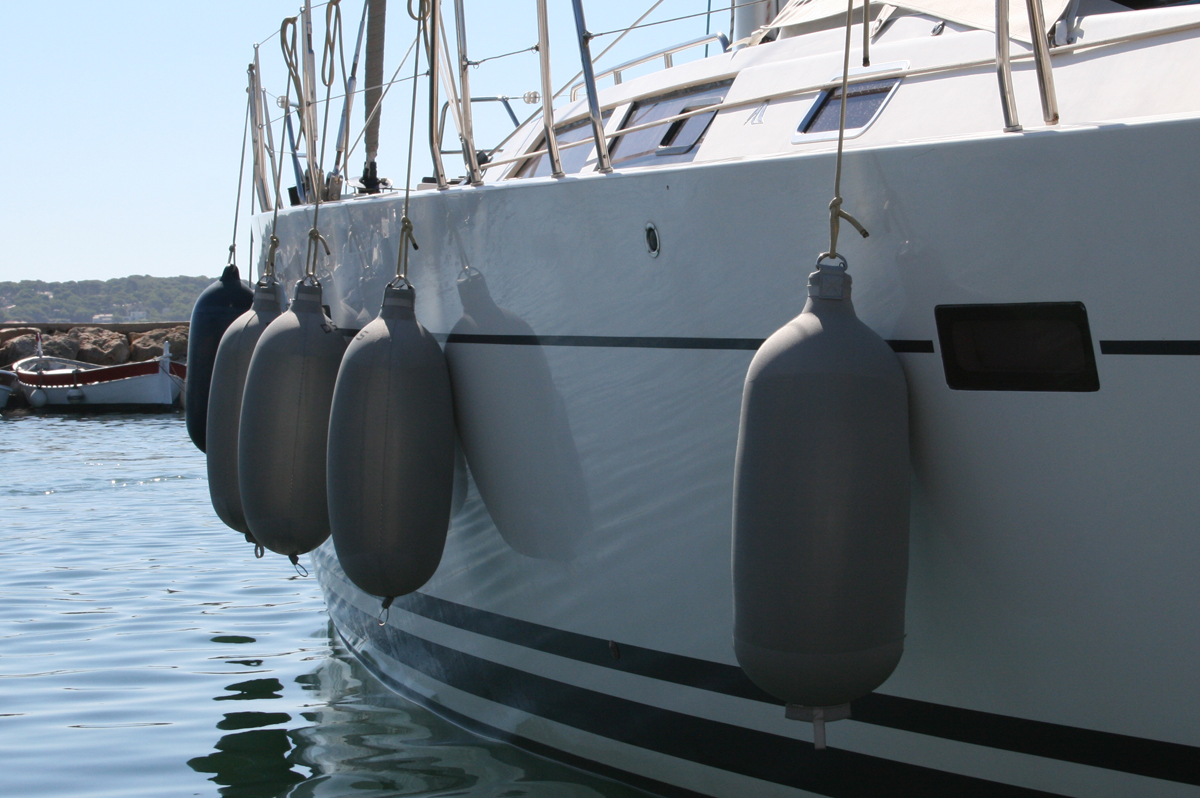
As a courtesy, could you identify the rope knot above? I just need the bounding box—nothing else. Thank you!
[393,215,419,285]
[264,235,280,280]
[304,227,331,283]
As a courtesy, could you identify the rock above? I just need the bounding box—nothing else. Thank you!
[70,327,130,366]
[130,326,189,362]
[40,333,79,360]
[0,334,37,367]
[0,327,39,346]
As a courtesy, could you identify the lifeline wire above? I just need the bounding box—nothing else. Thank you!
[229,89,254,269]
[478,0,667,161]
[589,0,774,39]
[824,0,870,261]
[468,44,539,68]
[344,33,421,175]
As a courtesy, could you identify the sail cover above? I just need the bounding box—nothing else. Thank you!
[768,0,1073,42]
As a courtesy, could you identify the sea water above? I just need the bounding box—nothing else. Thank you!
[0,412,651,798]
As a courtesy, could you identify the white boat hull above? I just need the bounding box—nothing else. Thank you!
[14,358,185,409]
[251,7,1200,794]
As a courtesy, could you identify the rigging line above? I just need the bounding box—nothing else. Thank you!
[262,70,427,127]
[468,43,538,67]
[305,24,339,280]
[254,0,335,47]
[826,0,869,260]
[589,0,774,39]
[317,0,343,182]
[229,90,254,268]
[395,1,426,283]
[552,0,666,100]
[343,31,421,173]
[265,79,293,282]
[480,0,669,161]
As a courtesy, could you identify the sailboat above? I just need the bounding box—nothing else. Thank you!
[208,0,1200,793]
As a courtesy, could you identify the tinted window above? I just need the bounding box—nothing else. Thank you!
[935,303,1100,391]
[610,80,732,168]
[802,78,898,134]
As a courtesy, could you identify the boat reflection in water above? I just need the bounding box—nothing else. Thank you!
[188,626,646,798]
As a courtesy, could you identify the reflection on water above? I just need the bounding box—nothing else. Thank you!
[187,625,645,798]
[189,724,305,798]
[0,413,648,798]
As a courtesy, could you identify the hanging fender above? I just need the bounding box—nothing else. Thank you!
[732,258,911,712]
[327,283,456,599]
[239,281,347,559]
[186,265,254,452]
[206,280,285,540]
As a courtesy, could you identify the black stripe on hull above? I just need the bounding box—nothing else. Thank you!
[330,593,1064,798]
[439,332,1200,357]
[438,333,935,354]
[379,590,1200,787]
[333,630,711,798]
[1100,340,1200,355]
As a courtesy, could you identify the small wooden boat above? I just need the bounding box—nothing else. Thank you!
[12,342,186,410]
[0,370,16,408]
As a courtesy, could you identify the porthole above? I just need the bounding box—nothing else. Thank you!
[645,223,661,258]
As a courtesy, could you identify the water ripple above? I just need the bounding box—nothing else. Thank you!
[0,412,648,798]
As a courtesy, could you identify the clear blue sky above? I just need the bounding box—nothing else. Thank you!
[0,1,727,283]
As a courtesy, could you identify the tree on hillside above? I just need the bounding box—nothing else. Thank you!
[0,276,213,323]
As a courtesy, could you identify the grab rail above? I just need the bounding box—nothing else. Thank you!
[570,32,730,101]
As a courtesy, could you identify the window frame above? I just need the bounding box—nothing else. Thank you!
[608,79,734,168]
[791,61,907,145]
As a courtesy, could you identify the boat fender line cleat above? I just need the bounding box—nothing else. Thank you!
[327,282,455,600]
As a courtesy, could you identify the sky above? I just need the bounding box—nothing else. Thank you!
[0,1,728,283]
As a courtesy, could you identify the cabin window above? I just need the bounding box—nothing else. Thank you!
[935,303,1100,391]
[794,77,900,141]
[609,80,733,168]
[512,111,613,179]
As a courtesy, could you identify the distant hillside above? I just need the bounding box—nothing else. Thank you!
[0,276,214,324]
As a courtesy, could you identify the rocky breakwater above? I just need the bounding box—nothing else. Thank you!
[0,323,189,409]
[0,324,190,369]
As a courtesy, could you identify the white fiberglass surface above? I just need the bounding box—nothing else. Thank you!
[261,113,1200,752]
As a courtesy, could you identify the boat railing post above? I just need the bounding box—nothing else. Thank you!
[248,57,273,212]
[255,46,281,206]
[535,0,565,177]
[995,0,1022,132]
[452,0,484,184]
[1024,0,1060,123]
[301,0,323,194]
[570,0,613,173]
[427,0,449,188]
